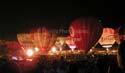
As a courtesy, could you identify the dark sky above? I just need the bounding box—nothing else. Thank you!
[0,1,124,40]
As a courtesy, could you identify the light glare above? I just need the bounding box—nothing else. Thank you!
[51,47,57,53]
[27,49,34,57]
[34,47,39,52]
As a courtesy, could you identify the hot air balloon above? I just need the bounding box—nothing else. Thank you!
[69,18,103,53]
[30,26,57,55]
[98,28,116,49]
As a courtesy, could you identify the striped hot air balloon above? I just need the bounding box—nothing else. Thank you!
[30,26,57,55]
[69,18,103,53]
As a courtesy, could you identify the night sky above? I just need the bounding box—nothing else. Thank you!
[0,1,124,40]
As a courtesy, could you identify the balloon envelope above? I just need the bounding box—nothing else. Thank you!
[99,28,116,46]
[30,27,57,55]
[69,18,102,53]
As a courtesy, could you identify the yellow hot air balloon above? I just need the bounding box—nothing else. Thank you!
[30,26,57,55]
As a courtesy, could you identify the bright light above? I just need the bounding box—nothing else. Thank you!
[69,45,76,49]
[12,56,18,60]
[59,48,62,51]
[34,47,39,52]
[69,45,76,52]
[102,45,112,48]
[106,48,109,51]
[89,49,93,52]
[26,59,33,61]
[51,47,57,53]
[112,50,117,53]
[26,49,34,57]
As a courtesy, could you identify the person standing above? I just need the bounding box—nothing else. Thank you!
[117,24,125,73]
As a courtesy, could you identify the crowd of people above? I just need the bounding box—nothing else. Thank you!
[0,54,122,73]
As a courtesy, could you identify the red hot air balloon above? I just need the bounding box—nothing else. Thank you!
[69,18,103,53]
[30,26,57,55]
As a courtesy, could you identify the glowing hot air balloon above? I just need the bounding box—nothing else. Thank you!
[30,26,57,55]
[98,28,116,50]
[69,18,103,53]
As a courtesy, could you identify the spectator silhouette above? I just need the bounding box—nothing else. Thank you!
[57,56,67,73]
[117,25,125,73]
[1,60,21,73]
